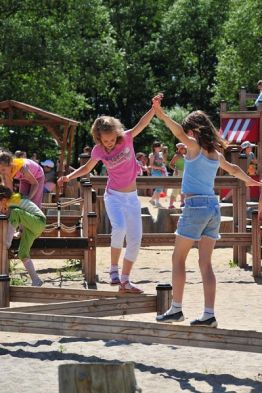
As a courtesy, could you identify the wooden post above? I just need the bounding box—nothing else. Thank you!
[220,100,227,112]
[84,212,97,289]
[0,215,8,275]
[156,283,172,315]
[251,210,261,278]
[0,215,9,307]
[231,149,240,263]
[0,274,10,308]
[58,362,141,393]
[239,86,247,111]
[238,154,248,267]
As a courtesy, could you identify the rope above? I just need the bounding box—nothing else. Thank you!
[42,197,83,210]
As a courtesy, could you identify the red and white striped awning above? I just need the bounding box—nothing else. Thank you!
[220,118,259,144]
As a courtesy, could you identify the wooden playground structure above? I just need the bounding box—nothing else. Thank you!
[0,175,262,353]
[0,92,262,353]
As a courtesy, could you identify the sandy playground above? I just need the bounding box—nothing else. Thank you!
[0,196,262,393]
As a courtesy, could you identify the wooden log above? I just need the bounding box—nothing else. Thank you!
[0,274,10,308]
[0,311,262,353]
[58,362,141,393]
[156,284,172,315]
[141,214,154,233]
[154,209,175,233]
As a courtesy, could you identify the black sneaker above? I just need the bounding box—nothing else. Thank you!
[190,316,218,328]
[156,311,184,323]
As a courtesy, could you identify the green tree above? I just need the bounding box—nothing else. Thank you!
[153,0,230,114]
[213,0,262,109]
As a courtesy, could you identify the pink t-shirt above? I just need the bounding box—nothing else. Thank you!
[14,158,44,181]
[91,130,140,190]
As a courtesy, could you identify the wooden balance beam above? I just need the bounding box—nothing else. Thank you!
[0,310,261,353]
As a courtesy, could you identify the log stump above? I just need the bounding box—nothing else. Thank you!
[154,208,177,233]
[59,362,141,393]
[142,214,154,232]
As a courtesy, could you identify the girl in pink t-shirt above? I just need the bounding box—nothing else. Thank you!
[58,105,155,293]
[0,151,45,207]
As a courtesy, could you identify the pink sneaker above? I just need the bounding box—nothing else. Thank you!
[119,281,144,294]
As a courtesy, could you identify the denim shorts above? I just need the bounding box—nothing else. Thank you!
[175,195,221,241]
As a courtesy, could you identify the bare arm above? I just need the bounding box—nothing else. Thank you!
[219,153,262,187]
[152,97,198,152]
[57,158,98,187]
[169,155,179,170]
[131,107,155,138]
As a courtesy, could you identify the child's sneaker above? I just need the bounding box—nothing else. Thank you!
[190,316,217,328]
[168,205,175,209]
[155,201,163,208]
[149,200,155,206]
[156,311,184,323]
[119,281,144,294]
[109,272,120,285]
[31,278,43,287]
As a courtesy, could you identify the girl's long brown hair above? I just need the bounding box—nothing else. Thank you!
[182,110,227,152]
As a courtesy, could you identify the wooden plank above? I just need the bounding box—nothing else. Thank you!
[90,176,241,190]
[11,237,89,249]
[97,233,252,248]
[10,286,149,303]
[0,311,261,353]
[4,295,156,316]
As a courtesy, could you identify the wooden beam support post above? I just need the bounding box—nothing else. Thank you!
[251,210,261,278]
[156,283,172,315]
[238,154,248,267]
[0,215,9,307]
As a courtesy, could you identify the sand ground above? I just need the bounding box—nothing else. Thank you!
[0,195,262,393]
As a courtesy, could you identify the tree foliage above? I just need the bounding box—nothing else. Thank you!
[213,0,262,108]
[0,0,260,162]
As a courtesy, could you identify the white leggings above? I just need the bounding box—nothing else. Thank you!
[104,189,142,262]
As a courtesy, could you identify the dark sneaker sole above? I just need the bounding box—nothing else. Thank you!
[156,311,184,323]
[190,317,218,328]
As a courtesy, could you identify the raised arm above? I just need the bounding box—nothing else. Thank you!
[57,158,98,187]
[131,107,155,138]
[219,153,262,187]
[152,95,196,150]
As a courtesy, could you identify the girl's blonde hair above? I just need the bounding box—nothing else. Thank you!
[182,110,227,152]
[0,151,13,166]
[91,116,124,145]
